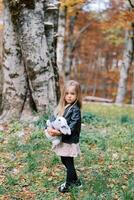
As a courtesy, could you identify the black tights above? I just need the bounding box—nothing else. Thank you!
[61,156,78,184]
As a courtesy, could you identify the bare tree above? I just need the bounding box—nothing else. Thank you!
[115,25,134,104]
[115,0,134,104]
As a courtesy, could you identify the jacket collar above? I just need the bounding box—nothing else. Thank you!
[64,102,77,118]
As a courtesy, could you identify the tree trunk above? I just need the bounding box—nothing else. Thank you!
[115,25,134,104]
[0,0,60,122]
[131,67,134,104]
[64,15,77,80]
[56,6,66,80]
[0,27,3,113]
[0,65,3,114]
[130,23,134,104]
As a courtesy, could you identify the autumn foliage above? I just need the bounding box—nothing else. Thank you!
[62,0,134,102]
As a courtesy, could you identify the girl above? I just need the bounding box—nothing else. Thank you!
[47,80,82,193]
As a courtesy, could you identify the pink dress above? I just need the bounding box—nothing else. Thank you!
[53,142,81,157]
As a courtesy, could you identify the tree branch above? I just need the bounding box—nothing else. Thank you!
[71,22,91,52]
[128,0,134,8]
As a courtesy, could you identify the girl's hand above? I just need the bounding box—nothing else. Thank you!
[47,128,61,136]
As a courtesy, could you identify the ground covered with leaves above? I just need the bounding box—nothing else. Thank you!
[0,103,134,200]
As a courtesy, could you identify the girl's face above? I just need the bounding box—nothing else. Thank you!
[65,86,77,104]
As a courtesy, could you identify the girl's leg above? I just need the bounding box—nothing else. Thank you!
[61,156,78,184]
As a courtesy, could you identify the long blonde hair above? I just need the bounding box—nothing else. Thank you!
[55,80,82,116]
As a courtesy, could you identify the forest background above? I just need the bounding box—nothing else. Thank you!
[57,0,134,104]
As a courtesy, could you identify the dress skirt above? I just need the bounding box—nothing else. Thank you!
[53,142,81,157]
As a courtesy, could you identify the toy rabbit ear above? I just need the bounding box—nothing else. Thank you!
[60,126,71,135]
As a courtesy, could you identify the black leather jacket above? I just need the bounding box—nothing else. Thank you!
[62,103,81,144]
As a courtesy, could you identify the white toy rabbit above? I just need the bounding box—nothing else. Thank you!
[45,116,71,147]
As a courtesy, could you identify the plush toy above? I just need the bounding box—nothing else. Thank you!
[45,116,71,147]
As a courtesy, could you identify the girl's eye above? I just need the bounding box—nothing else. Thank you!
[65,92,75,95]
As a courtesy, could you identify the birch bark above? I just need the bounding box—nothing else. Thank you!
[56,7,66,80]
[0,0,59,122]
[115,26,134,104]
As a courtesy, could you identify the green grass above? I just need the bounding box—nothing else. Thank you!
[83,102,134,119]
[0,103,134,199]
